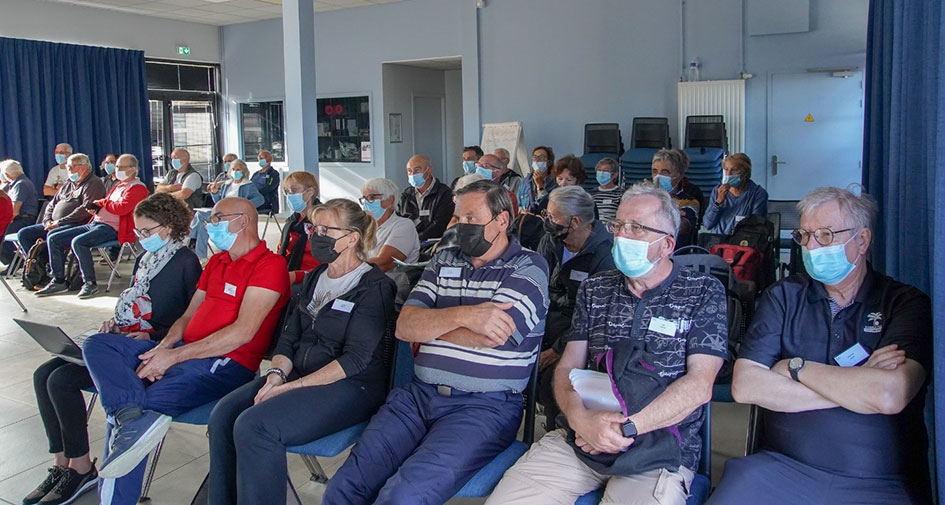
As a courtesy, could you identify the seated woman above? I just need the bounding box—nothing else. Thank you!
[24,193,201,505]
[207,198,396,505]
[361,177,419,271]
[192,159,265,259]
[590,157,623,222]
[703,153,769,235]
[521,155,592,250]
[278,170,322,284]
[535,186,615,430]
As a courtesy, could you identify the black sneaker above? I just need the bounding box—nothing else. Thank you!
[76,283,98,299]
[35,280,68,297]
[22,466,66,505]
[38,464,98,505]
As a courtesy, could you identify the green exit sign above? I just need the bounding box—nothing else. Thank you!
[177,46,191,56]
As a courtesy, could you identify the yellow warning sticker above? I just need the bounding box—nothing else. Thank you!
[804,113,814,122]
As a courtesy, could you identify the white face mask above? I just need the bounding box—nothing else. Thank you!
[116,170,131,181]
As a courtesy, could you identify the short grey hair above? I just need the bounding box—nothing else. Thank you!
[549,186,595,224]
[67,153,90,167]
[362,177,400,206]
[596,157,619,183]
[223,152,238,162]
[455,180,514,236]
[230,159,248,172]
[620,183,682,237]
[57,143,73,153]
[0,159,23,177]
[454,173,487,191]
[652,148,689,176]
[797,186,877,231]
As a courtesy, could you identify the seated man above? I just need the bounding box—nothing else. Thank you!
[155,148,203,210]
[487,183,727,505]
[250,149,280,213]
[396,154,454,241]
[708,187,932,505]
[18,153,105,275]
[37,154,148,298]
[44,143,73,198]
[323,180,549,505]
[650,148,704,248]
[0,159,39,266]
[492,147,523,196]
[451,145,483,189]
[193,160,264,259]
[99,153,119,194]
[361,177,419,272]
[81,197,289,504]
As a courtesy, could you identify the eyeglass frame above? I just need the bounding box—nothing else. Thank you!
[208,212,244,226]
[359,193,386,204]
[791,227,856,247]
[607,219,672,238]
[134,223,164,239]
[309,224,354,237]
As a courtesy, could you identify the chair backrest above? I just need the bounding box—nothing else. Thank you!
[767,200,800,239]
[584,123,623,156]
[36,199,49,224]
[618,148,659,186]
[671,248,736,292]
[521,355,540,444]
[390,339,415,390]
[630,117,671,149]
[698,402,712,478]
[685,115,728,153]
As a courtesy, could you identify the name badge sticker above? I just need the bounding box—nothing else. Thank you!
[223,283,237,296]
[834,342,869,367]
[439,266,462,278]
[602,199,612,205]
[569,270,589,282]
[419,209,431,217]
[648,317,677,337]
[332,299,355,313]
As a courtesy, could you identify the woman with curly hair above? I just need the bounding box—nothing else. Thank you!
[23,193,202,505]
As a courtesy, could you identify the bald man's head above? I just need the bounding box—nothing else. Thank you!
[493,148,510,169]
[407,155,431,169]
[406,155,434,188]
[214,197,260,239]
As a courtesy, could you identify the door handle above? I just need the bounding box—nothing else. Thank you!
[772,155,786,175]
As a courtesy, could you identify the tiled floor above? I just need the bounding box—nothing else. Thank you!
[0,227,749,505]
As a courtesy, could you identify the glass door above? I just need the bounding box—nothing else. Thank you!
[149,100,166,179]
[171,100,216,182]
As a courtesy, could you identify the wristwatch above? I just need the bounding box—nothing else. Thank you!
[788,357,805,382]
[621,418,638,438]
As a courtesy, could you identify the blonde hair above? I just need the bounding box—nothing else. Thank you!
[310,198,377,261]
[283,171,319,196]
[723,153,752,181]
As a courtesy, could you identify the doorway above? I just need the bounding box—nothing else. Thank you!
[766,71,865,200]
[413,95,446,180]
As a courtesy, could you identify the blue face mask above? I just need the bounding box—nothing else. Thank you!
[531,161,548,174]
[68,172,80,182]
[408,173,426,188]
[171,159,183,170]
[55,154,67,164]
[463,161,477,174]
[206,220,241,251]
[140,233,170,253]
[363,199,386,220]
[103,163,116,175]
[801,234,859,285]
[596,171,612,186]
[231,171,244,181]
[612,235,665,279]
[653,174,673,192]
[286,192,307,213]
[722,173,742,187]
[476,166,494,180]
[224,161,232,172]
[258,159,268,168]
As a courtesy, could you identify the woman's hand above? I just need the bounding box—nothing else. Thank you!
[253,374,288,405]
[99,319,116,333]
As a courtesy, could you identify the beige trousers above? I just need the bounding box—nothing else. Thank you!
[484,430,694,505]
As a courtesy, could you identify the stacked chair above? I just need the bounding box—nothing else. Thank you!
[683,147,725,198]
[685,115,729,153]
[618,148,660,186]
[630,117,672,149]
[581,123,624,192]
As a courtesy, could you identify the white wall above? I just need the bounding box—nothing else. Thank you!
[382,64,446,191]
[0,0,221,62]
[444,68,465,182]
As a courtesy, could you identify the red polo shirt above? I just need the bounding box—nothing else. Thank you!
[183,241,289,371]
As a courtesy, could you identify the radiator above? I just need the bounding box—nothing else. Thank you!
[677,79,745,154]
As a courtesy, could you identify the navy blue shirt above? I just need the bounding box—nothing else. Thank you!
[5,174,38,217]
[739,265,932,479]
[130,247,202,341]
[702,180,768,235]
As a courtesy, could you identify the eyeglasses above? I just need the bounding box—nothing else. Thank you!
[607,219,671,238]
[208,212,244,225]
[792,227,855,247]
[310,225,354,237]
[540,209,569,224]
[359,194,384,204]
[532,155,549,162]
[134,224,163,239]
[477,163,501,172]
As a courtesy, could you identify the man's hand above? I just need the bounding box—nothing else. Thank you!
[136,347,180,381]
[126,331,151,340]
[863,344,906,370]
[771,359,791,378]
[209,181,222,194]
[253,374,286,405]
[539,348,559,371]
[44,220,59,231]
[715,184,731,204]
[460,301,515,345]
[570,409,634,455]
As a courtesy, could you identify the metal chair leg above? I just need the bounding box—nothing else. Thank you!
[138,436,165,502]
[101,243,131,292]
[85,393,98,422]
[1,276,26,312]
[299,454,329,484]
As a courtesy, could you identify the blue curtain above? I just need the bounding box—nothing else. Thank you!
[863,0,945,502]
[0,37,152,188]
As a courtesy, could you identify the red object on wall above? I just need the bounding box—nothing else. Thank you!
[333,104,345,115]
[324,105,335,116]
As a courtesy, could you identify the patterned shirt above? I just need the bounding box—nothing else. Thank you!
[565,263,728,471]
[590,185,623,222]
[405,238,550,393]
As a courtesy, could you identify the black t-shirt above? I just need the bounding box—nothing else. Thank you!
[130,248,202,340]
[738,265,932,479]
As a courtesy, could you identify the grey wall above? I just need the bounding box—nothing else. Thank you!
[0,0,221,62]
[444,69,464,184]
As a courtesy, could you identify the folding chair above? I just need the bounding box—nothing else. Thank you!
[3,200,48,278]
[2,275,27,312]
[95,240,138,292]
[261,209,283,238]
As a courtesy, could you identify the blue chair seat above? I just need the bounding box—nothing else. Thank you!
[575,472,710,505]
[287,422,368,458]
[173,399,219,425]
[454,441,528,497]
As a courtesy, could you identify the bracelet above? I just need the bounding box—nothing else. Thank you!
[264,367,287,384]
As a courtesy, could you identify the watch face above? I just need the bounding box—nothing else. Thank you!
[789,357,802,369]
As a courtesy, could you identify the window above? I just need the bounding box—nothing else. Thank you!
[317,95,371,163]
[240,102,286,162]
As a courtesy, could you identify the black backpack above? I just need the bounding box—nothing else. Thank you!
[21,239,50,290]
[63,254,84,291]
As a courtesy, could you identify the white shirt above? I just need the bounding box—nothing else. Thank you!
[181,171,202,192]
[306,262,372,315]
[45,164,68,187]
[368,213,420,263]
[225,181,247,199]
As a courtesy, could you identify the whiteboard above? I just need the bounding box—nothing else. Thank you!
[480,121,530,176]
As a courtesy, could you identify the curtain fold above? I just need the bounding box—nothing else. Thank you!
[863,1,945,502]
[0,37,152,188]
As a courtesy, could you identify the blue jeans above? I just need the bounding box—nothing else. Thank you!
[82,333,255,505]
[190,210,211,259]
[322,379,523,505]
[46,222,117,283]
[17,222,73,260]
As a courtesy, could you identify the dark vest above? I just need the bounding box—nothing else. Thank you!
[166,165,204,209]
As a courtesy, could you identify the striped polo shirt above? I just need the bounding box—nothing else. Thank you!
[406,238,549,393]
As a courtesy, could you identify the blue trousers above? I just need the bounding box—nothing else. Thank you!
[47,222,117,283]
[322,379,523,505]
[1,215,34,264]
[82,333,255,505]
[17,222,74,261]
[190,210,211,259]
[707,450,931,505]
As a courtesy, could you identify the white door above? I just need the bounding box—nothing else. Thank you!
[767,72,864,200]
[412,95,446,181]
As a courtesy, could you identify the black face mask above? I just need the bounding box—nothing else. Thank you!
[309,234,341,264]
[454,216,498,258]
[543,217,571,241]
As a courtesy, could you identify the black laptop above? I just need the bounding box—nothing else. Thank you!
[13,319,95,365]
